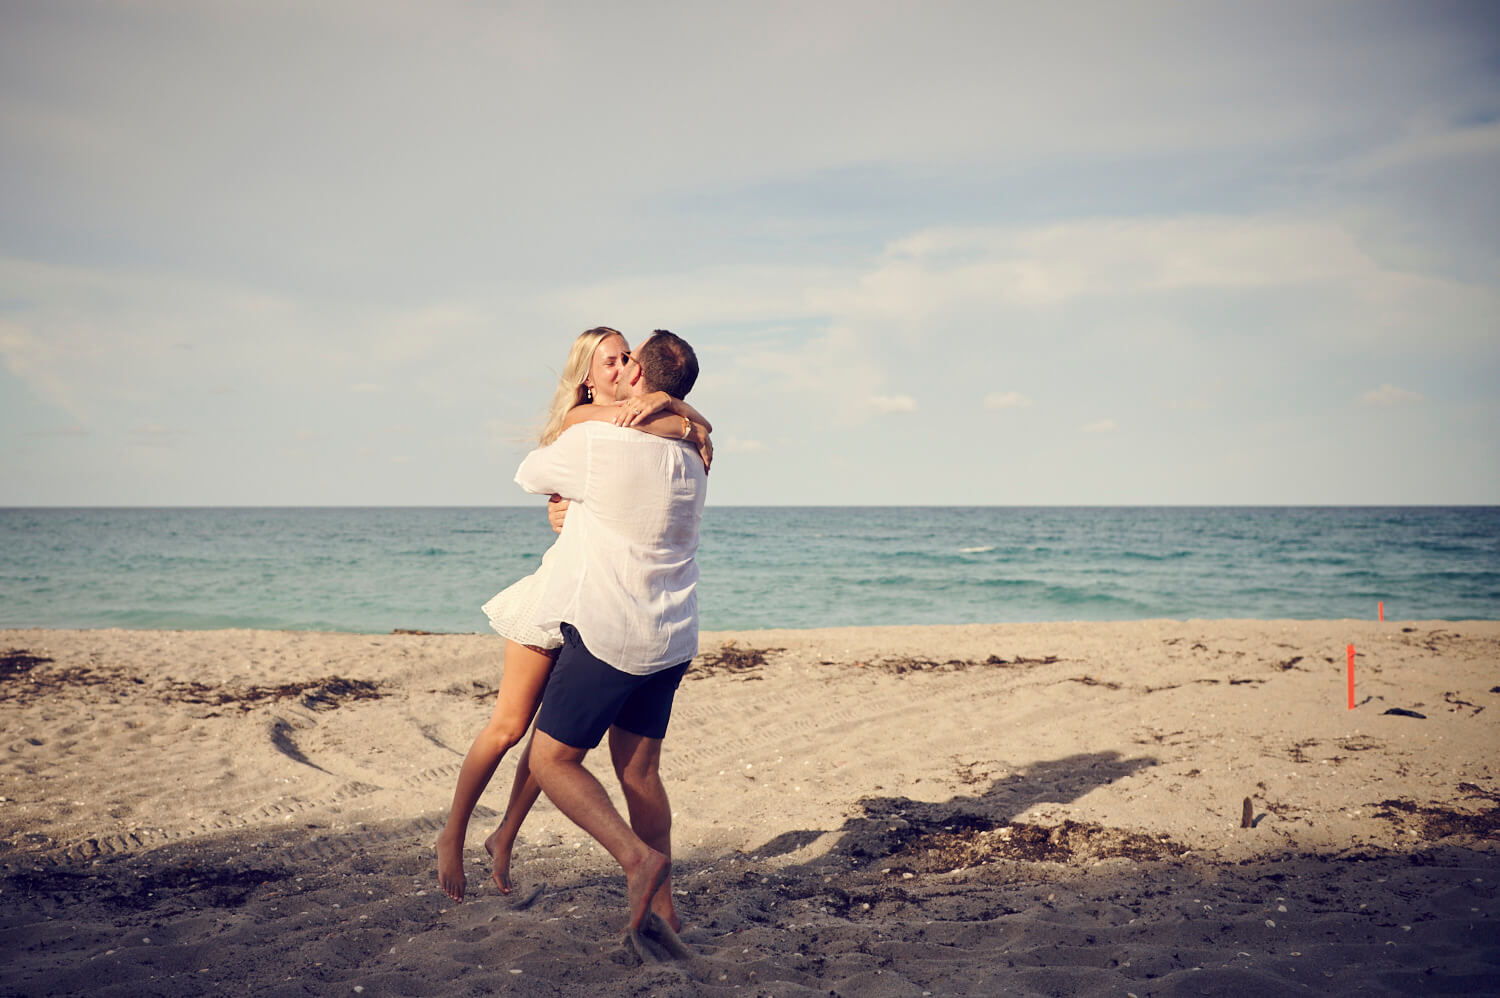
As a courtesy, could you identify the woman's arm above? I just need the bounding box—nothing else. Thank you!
[612,391,713,433]
[563,403,713,471]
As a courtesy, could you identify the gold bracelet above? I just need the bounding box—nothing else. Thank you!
[680,416,692,439]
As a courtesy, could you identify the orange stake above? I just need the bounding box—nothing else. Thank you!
[1379,601,1385,622]
[1347,644,1356,710]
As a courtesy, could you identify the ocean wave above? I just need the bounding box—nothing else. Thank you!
[972,577,1045,590]
[831,574,919,587]
[870,549,971,565]
[6,507,1498,631]
[1115,550,1194,561]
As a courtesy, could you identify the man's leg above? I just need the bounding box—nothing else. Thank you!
[607,727,680,932]
[529,729,669,932]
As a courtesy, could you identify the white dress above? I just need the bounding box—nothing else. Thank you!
[480,544,564,651]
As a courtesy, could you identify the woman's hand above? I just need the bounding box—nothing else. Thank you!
[613,391,673,427]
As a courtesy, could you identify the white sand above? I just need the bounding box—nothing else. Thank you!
[2,620,1497,996]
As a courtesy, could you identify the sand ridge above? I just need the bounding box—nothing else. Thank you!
[2,620,1497,995]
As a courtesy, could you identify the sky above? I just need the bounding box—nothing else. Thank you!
[2,0,1497,506]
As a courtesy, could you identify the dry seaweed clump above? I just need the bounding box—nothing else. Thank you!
[861,654,1061,675]
[0,649,53,684]
[692,642,783,681]
[893,819,1190,872]
[160,676,384,711]
[0,650,117,704]
[0,652,383,711]
[1373,785,1500,842]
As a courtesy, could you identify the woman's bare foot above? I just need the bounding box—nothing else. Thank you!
[435,827,467,902]
[483,826,515,894]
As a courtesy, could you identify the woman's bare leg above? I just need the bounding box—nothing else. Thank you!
[483,737,542,893]
[435,641,555,902]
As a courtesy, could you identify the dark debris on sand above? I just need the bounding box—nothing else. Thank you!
[0,652,383,711]
[4,861,291,913]
[892,819,1192,871]
[0,650,119,704]
[862,654,1061,675]
[1373,785,1500,842]
[693,647,1065,679]
[167,676,384,711]
[839,798,1188,873]
[692,644,784,681]
[0,649,54,686]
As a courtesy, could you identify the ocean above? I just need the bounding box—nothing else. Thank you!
[0,507,1496,633]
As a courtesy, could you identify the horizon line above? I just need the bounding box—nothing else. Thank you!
[3,503,1497,511]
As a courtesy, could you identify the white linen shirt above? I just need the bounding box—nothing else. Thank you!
[514,422,706,674]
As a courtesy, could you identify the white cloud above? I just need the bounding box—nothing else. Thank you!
[1344,120,1500,177]
[2,4,1496,505]
[849,216,1406,318]
[722,437,769,453]
[1083,419,1118,433]
[1361,384,1424,406]
[870,394,918,413]
[0,318,73,415]
[23,424,89,438]
[983,391,1032,409]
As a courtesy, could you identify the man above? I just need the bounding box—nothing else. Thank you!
[512,331,705,946]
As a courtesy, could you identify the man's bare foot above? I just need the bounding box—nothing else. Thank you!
[650,879,682,934]
[621,913,692,964]
[643,912,693,959]
[623,929,656,965]
[624,849,670,932]
[435,828,466,902]
[483,827,515,894]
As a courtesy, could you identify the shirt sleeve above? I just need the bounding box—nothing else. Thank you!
[514,424,589,499]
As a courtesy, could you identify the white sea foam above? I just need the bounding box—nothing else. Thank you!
[959,545,996,554]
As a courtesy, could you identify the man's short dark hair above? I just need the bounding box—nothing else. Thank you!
[636,330,698,399]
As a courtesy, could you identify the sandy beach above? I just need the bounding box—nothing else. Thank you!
[2,620,1497,996]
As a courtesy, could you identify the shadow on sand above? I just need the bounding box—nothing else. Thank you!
[751,749,1171,871]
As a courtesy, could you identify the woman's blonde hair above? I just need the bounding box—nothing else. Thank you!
[538,327,625,445]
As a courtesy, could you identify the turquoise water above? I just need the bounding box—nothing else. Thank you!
[0,507,1496,633]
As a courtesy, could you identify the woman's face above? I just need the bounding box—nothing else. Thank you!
[586,333,630,402]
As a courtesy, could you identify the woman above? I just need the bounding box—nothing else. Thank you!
[436,327,711,903]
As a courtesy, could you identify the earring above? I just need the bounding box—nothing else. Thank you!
[585,384,593,402]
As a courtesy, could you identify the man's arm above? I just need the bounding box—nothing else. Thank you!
[515,424,588,499]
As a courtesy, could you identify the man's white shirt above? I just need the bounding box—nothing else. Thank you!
[514,422,706,674]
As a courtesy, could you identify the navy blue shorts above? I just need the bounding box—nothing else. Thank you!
[534,623,690,750]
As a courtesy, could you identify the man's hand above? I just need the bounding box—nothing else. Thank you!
[687,423,714,474]
[547,494,570,534]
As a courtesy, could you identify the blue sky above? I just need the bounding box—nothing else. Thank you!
[2,0,1497,505]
